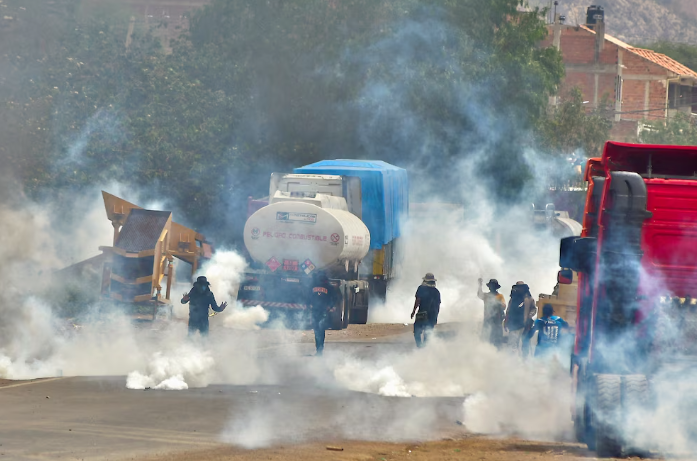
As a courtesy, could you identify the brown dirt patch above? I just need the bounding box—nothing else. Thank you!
[135,436,602,461]
[0,378,49,388]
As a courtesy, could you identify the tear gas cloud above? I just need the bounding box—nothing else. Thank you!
[221,332,574,448]
[0,2,575,453]
[4,3,695,458]
[193,250,271,330]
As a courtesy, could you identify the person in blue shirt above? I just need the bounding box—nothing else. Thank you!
[410,273,441,348]
[527,303,570,358]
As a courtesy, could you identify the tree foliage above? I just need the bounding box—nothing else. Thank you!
[638,112,697,146]
[1,0,565,244]
[537,87,613,159]
[642,41,697,73]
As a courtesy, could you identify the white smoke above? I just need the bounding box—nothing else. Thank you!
[0,193,116,379]
[369,206,559,326]
[219,327,574,449]
[193,250,270,330]
[222,305,270,330]
[126,343,215,390]
[198,250,248,302]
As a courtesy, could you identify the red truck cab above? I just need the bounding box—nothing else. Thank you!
[561,142,697,457]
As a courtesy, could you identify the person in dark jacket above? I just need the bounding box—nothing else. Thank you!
[411,273,441,348]
[527,304,570,358]
[504,281,536,356]
[308,272,338,356]
[181,276,227,337]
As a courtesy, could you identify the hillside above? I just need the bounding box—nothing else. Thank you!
[530,0,697,45]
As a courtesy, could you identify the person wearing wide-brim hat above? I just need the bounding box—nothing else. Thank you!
[478,277,506,348]
[181,275,228,337]
[411,273,441,347]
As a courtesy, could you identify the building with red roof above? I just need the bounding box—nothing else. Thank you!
[542,6,697,139]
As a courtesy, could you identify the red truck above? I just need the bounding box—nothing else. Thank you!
[559,142,697,457]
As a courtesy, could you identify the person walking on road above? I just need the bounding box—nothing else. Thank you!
[411,273,441,348]
[308,272,338,356]
[504,281,536,356]
[527,304,570,358]
[181,276,228,337]
[477,278,506,348]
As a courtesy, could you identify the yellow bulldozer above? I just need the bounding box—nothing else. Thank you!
[55,192,213,320]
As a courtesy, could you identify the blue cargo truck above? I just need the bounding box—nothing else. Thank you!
[237,160,408,329]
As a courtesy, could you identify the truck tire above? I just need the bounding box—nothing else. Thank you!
[350,308,368,324]
[621,375,650,456]
[593,374,623,458]
[342,291,351,329]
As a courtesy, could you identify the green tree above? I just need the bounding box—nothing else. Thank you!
[641,41,697,73]
[2,0,565,245]
[638,112,697,146]
[537,87,613,158]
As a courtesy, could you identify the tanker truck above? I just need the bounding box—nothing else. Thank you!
[237,160,408,329]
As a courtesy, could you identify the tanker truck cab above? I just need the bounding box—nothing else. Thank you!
[560,143,697,457]
[238,161,408,330]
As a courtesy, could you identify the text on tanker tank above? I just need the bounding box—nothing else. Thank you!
[275,211,318,223]
[261,231,328,241]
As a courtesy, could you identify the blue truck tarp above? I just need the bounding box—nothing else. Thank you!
[294,160,408,249]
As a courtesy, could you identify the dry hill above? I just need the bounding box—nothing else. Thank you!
[530,0,697,45]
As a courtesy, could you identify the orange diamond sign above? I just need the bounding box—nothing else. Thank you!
[266,257,281,272]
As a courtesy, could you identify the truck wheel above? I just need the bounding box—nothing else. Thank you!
[350,309,368,324]
[593,374,623,458]
[342,295,351,329]
[622,375,650,456]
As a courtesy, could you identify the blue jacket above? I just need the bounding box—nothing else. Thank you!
[528,315,569,348]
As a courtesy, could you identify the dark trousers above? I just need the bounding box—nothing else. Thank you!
[312,316,327,355]
[414,317,436,348]
[188,318,209,337]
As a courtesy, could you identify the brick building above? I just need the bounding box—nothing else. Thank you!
[542,11,697,139]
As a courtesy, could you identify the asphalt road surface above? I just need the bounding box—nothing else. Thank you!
[0,324,664,461]
[0,326,463,460]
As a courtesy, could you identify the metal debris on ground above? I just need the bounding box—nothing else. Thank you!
[326,446,344,451]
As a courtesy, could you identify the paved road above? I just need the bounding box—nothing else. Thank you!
[0,338,465,461]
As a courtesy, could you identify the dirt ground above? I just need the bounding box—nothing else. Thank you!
[0,377,50,388]
[138,437,603,461]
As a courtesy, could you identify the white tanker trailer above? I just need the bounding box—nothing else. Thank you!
[238,160,408,329]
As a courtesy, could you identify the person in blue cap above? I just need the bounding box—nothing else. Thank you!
[181,276,228,336]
